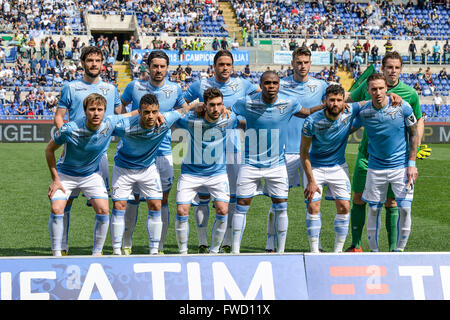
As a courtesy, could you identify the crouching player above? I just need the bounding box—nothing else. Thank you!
[174,88,244,254]
[301,85,364,252]
[110,94,197,255]
[45,93,133,256]
[356,74,419,252]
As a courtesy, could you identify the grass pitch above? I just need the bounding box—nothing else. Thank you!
[0,142,449,256]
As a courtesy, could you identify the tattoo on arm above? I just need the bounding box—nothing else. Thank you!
[408,122,419,160]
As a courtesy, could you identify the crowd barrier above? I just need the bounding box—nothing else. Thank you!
[0,252,448,300]
[1,120,450,144]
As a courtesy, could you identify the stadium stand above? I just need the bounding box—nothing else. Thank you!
[0,0,448,121]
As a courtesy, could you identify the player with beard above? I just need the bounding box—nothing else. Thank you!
[300,85,363,253]
[184,49,260,253]
[53,46,121,255]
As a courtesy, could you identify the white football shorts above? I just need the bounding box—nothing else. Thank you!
[51,171,108,202]
[301,163,351,203]
[177,173,230,205]
[69,153,109,199]
[237,164,289,200]
[285,153,304,189]
[111,164,162,201]
[362,167,414,206]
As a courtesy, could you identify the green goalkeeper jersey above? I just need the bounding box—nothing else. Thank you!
[350,79,422,157]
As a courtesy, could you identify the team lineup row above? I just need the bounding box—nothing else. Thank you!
[45,46,430,256]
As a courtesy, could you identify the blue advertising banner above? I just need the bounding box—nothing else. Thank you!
[304,253,450,300]
[131,49,250,66]
[0,254,307,300]
[273,51,331,65]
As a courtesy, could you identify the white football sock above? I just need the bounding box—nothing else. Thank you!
[334,213,350,253]
[231,204,249,254]
[123,201,139,248]
[210,214,227,253]
[194,199,210,247]
[147,210,162,254]
[221,200,235,247]
[110,208,125,251]
[265,205,276,251]
[396,204,412,251]
[306,212,321,253]
[175,214,189,254]
[62,204,71,252]
[367,205,382,252]
[93,214,109,255]
[159,204,170,251]
[49,213,64,252]
[273,202,288,253]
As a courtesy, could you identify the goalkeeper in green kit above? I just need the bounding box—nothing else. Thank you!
[345,51,431,252]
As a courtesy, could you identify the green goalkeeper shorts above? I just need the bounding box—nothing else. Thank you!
[352,151,395,199]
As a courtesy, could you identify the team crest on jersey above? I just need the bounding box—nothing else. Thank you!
[385,108,401,120]
[229,82,239,92]
[100,127,110,136]
[99,86,110,96]
[161,87,175,98]
[307,84,318,93]
[277,103,288,114]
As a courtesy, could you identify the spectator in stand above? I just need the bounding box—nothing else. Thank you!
[433,41,441,64]
[371,44,379,63]
[433,92,443,117]
[421,43,430,64]
[413,81,422,95]
[409,40,417,63]
[342,45,351,72]
[220,37,228,50]
[13,86,21,104]
[438,68,448,80]
[243,64,252,78]
[444,40,450,64]
[363,40,370,64]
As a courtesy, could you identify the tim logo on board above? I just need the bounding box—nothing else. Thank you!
[305,253,450,300]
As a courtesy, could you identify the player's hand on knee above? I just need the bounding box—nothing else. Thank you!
[304,182,320,202]
[417,144,432,159]
[388,92,403,106]
[48,179,65,200]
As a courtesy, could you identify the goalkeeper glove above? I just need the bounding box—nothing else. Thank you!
[417,144,432,159]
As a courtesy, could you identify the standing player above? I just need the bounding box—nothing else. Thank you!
[174,88,243,254]
[184,49,259,253]
[265,46,328,253]
[300,85,362,253]
[53,46,121,255]
[110,94,198,255]
[345,51,425,252]
[355,73,419,252]
[46,94,129,256]
[119,50,187,254]
[231,71,320,254]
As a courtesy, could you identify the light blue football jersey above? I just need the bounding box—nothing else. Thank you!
[279,76,328,154]
[113,111,182,170]
[355,98,416,170]
[184,77,259,154]
[58,79,121,121]
[121,79,186,156]
[302,102,361,167]
[53,115,123,177]
[232,91,303,168]
[176,111,239,177]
